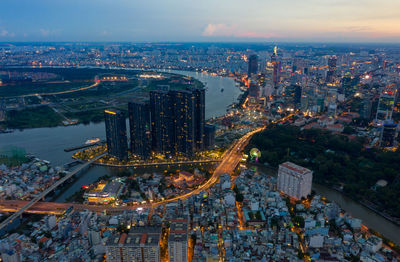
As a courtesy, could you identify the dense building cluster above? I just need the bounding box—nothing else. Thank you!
[104,86,212,161]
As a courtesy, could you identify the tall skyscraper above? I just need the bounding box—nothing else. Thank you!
[326,56,337,83]
[248,54,258,77]
[376,90,396,122]
[170,90,196,156]
[204,124,216,149]
[104,109,128,161]
[128,101,152,159]
[380,121,397,147]
[194,88,205,151]
[271,47,280,88]
[150,90,174,155]
[149,87,205,157]
[277,162,313,199]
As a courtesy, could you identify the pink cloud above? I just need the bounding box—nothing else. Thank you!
[202,24,278,39]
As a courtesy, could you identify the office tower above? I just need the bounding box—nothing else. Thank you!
[150,87,205,157]
[326,56,337,83]
[277,162,313,199]
[284,85,302,107]
[170,90,196,156]
[248,81,260,98]
[106,227,161,262]
[360,94,373,119]
[204,124,216,149]
[300,95,309,112]
[168,219,188,262]
[271,46,280,88]
[150,90,174,155]
[375,91,396,122]
[380,121,397,147]
[104,109,128,161]
[128,101,152,159]
[248,54,258,77]
[194,88,205,151]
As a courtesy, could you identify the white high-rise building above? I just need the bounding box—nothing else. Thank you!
[168,219,188,262]
[277,162,313,199]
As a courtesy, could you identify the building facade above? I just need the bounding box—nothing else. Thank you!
[104,109,128,161]
[128,101,152,159]
[106,227,161,262]
[149,87,205,157]
[277,162,313,199]
[248,54,258,77]
[168,219,188,262]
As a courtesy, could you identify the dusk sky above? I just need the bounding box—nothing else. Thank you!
[1,0,399,42]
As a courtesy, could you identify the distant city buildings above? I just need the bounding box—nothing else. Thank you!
[104,109,128,161]
[277,162,313,199]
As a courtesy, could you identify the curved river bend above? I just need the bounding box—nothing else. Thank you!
[1,70,399,245]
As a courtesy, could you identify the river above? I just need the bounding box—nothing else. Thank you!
[1,70,399,245]
[0,70,241,166]
[251,164,400,245]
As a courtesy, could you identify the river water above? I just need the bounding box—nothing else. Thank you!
[1,70,399,245]
[251,165,400,245]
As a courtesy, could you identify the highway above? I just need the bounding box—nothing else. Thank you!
[21,79,100,97]
[0,153,106,232]
[0,126,266,218]
[96,159,221,168]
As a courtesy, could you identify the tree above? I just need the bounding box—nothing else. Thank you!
[293,216,305,228]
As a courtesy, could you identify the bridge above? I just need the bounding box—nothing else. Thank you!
[0,127,265,217]
[96,159,221,168]
[0,153,105,232]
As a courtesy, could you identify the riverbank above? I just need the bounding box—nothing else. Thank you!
[248,162,400,246]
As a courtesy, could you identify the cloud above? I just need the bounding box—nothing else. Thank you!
[40,28,50,36]
[202,24,277,39]
[0,29,15,37]
[100,30,110,36]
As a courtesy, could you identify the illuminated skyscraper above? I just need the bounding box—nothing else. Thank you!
[248,54,258,77]
[170,89,196,156]
[271,46,280,88]
[194,88,205,151]
[375,91,396,122]
[104,109,128,161]
[150,90,174,154]
[128,101,152,159]
[149,87,205,157]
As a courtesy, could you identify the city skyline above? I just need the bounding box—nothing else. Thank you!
[0,0,400,43]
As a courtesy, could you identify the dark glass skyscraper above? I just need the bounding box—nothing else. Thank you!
[326,56,337,83]
[194,88,205,150]
[104,109,128,161]
[170,90,196,156]
[150,90,174,155]
[128,101,152,159]
[248,54,258,77]
[149,87,205,157]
